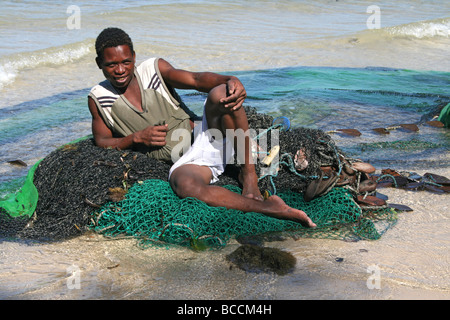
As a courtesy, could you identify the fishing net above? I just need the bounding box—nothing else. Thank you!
[92,179,391,250]
[357,139,445,152]
[0,159,41,218]
[0,107,399,248]
[438,102,450,128]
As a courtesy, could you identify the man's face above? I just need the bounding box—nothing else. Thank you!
[97,45,136,90]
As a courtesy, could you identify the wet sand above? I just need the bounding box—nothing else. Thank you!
[1,167,448,300]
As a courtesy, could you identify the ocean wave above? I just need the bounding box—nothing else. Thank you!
[0,40,93,89]
[385,18,450,39]
[346,18,450,51]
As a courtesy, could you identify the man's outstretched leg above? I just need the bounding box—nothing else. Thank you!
[169,164,316,228]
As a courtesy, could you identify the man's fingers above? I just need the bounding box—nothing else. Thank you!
[222,92,245,104]
[150,140,166,146]
[224,95,246,110]
[221,80,246,104]
[152,125,168,141]
[231,100,244,111]
[151,124,168,136]
[154,124,169,132]
[138,124,168,147]
[227,81,236,96]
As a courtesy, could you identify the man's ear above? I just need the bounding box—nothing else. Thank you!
[95,56,102,69]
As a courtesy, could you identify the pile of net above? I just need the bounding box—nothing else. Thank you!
[1,107,402,248]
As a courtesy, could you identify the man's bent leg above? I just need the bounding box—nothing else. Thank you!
[204,84,263,201]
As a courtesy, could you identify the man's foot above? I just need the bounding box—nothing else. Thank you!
[265,195,317,228]
[239,168,263,201]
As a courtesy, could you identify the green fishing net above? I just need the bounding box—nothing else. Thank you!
[438,102,450,128]
[91,179,394,250]
[357,139,444,152]
[0,160,41,218]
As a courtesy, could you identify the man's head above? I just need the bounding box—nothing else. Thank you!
[95,27,134,63]
[95,28,136,89]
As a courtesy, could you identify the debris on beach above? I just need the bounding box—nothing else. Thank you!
[7,160,27,167]
[375,169,450,194]
[226,244,297,275]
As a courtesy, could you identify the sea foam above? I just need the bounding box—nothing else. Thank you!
[385,18,449,39]
[0,40,93,89]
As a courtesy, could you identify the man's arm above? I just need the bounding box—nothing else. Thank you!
[88,96,168,150]
[158,59,247,111]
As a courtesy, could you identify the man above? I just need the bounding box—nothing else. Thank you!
[88,28,315,227]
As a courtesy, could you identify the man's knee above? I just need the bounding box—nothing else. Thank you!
[205,83,235,131]
[206,84,228,112]
[170,171,204,199]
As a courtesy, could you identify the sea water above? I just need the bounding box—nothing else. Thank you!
[0,0,449,300]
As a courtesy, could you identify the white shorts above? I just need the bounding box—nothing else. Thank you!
[168,107,235,184]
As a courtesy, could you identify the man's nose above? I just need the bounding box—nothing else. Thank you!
[115,63,125,74]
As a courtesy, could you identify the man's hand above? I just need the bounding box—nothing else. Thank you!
[133,124,168,147]
[220,77,247,111]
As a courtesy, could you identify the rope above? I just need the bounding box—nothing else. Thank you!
[376,174,398,187]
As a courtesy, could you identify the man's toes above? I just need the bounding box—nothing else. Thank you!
[243,193,264,201]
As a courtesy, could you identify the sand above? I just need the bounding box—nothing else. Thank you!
[1,166,448,300]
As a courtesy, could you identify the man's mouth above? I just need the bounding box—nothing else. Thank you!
[114,75,129,84]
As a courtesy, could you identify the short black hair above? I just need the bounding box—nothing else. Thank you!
[95,27,134,61]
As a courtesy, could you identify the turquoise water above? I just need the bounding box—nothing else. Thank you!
[1,65,449,190]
